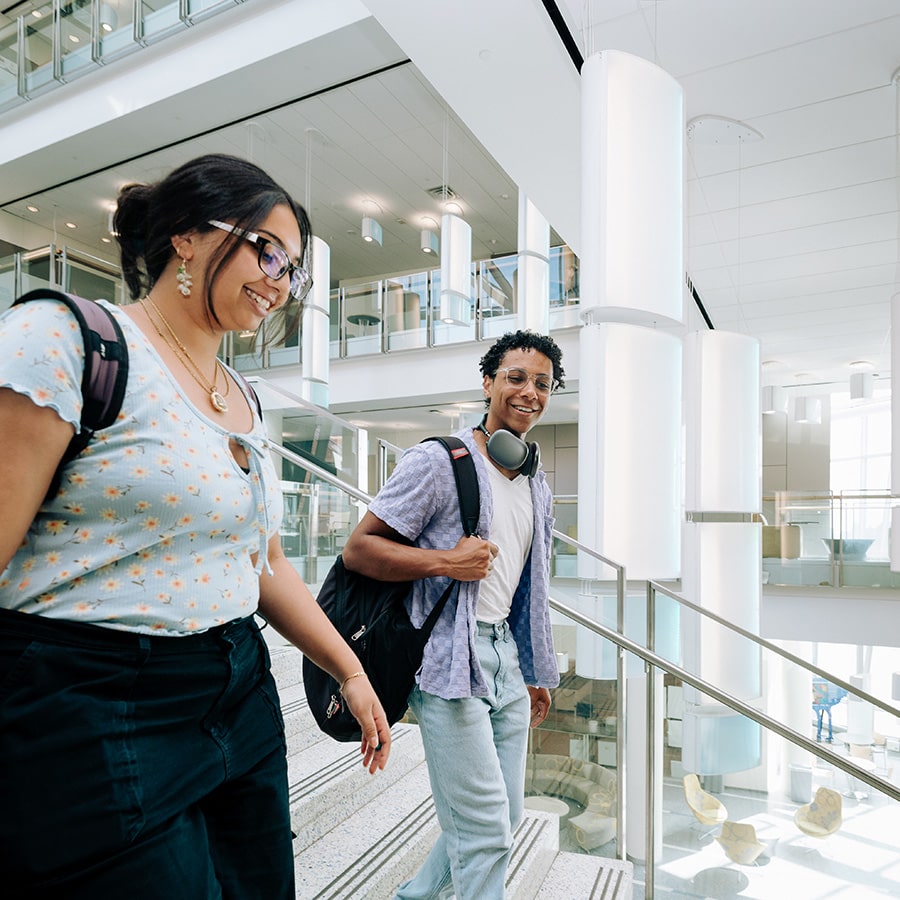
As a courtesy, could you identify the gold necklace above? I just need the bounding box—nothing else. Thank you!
[140,296,230,414]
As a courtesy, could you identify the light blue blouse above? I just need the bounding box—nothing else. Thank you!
[0,298,283,635]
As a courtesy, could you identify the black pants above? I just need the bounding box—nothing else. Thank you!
[0,608,293,899]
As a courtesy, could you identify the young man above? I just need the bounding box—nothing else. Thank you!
[342,330,566,899]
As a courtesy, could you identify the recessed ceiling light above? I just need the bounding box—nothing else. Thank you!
[26,204,39,213]
[100,236,112,243]
[31,9,42,17]
[68,34,80,44]
[65,222,77,229]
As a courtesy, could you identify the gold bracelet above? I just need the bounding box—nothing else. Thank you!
[339,671,367,695]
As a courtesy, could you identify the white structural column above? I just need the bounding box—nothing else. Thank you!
[891,294,900,572]
[577,49,684,864]
[682,331,763,780]
[301,235,330,407]
[517,191,550,334]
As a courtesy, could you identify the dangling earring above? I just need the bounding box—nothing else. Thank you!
[176,258,192,297]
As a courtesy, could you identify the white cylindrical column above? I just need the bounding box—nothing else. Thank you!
[578,322,682,580]
[580,49,683,324]
[891,295,900,571]
[684,331,761,512]
[517,191,550,334]
[301,235,330,407]
[578,50,684,866]
[682,522,761,701]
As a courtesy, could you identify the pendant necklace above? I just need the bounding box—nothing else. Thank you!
[140,295,230,414]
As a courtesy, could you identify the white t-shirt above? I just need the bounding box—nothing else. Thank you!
[0,298,282,635]
[475,461,534,623]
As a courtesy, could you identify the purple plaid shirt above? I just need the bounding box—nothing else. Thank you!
[369,427,559,700]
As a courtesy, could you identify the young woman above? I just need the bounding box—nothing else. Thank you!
[0,153,390,899]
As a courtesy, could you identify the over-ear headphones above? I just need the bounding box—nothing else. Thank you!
[476,417,540,478]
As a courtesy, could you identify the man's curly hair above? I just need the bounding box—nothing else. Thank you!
[478,330,566,408]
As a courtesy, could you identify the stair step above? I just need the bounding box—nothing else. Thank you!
[293,760,439,899]
[536,851,634,899]
[268,634,630,899]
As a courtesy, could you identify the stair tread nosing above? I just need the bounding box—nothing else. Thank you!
[287,724,427,851]
[536,851,634,900]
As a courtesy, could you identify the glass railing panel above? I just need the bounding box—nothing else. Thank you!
[551,495,577,578]
[186,0,235,21]
[344,279,383,357]
[258,380,369,498]
[549,244,579,307]
[649,584,900,779]
[59,0,94,77]
[546,597,900,896]
[18,246,55,294]
[95,0,138,61]
[280,479,359,587]
[477,255,518,339]
[0,20,18,107]
[140,0,182,42]
[384,274,427,352]
[328,287,341,358]
[0,253,17,313]
[650,683,900,900]
[762,491,834,586]
[21,3,54,94]
[60,248,122,303]
[431,267,476,347]
[375,437,403,493]
[836,490,898,588]
[761,490,899,588]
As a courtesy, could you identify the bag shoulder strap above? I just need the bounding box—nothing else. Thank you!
[417,435,481,633]
[421,435,480,537]
[13,289,129,498]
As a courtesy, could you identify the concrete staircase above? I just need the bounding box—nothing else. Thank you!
[267,636,634,900]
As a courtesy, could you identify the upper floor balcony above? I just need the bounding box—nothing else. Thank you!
[0,0,244,113]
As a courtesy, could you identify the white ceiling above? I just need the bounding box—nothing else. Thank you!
[2,0,899,431]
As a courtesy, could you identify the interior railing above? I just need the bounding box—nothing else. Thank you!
[0,0,243,113]
[552,597,900,899]
[761,490,899,588]
[267,434,900,899]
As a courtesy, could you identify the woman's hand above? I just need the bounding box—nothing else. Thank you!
[340,674,392,773]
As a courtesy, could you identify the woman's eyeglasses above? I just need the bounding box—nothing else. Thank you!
[208,220,312,301]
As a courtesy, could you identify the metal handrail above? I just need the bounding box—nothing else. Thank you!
[549,526,899,721]
[650,579,899,721]
[550,595,900,900]
[268,442,371,506]
[266,437,899,895]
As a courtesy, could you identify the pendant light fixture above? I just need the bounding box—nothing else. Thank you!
[361,214,382,245]
[420,216,439,255]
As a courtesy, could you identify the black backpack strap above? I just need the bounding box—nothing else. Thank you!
[422,435,480,537]
[417,435,481,634]
[13,289,128,497]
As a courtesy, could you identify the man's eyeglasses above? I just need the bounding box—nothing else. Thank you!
[495,367,558,395]
[208,220,312,301]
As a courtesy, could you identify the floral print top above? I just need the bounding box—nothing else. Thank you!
[0,298,283,635]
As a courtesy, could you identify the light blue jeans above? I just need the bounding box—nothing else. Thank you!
[395,621,530,900]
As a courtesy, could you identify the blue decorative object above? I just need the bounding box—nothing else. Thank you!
[812,677,848,742]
